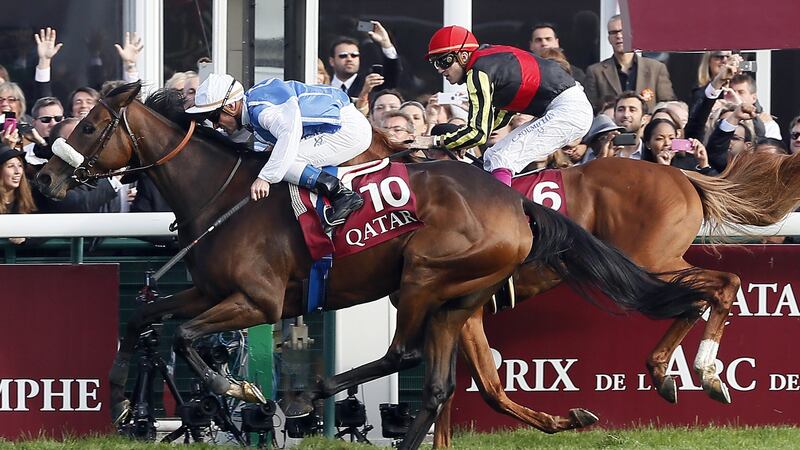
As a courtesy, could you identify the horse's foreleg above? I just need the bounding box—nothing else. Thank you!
[173,291,276,405]
[433,396,453,449]
[110,287,215,423]
[693,270,741,404]
[310,284,432,404]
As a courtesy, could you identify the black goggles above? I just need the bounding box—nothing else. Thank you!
[207,79,237,123]
[430,53,458,70]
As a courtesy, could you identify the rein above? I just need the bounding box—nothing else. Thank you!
[152,196,251,282]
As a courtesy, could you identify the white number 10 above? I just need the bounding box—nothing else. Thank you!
[359,177,411,212]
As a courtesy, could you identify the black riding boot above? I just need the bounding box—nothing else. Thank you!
[314,171,364,228]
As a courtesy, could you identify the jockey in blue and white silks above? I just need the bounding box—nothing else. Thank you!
[187,73,372,228]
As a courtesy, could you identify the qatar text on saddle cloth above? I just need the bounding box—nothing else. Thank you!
[290,158,424,260]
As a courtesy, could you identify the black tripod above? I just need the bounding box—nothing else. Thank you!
[119,323,185,441]
[334,386,373,444]
[119,271,245,446]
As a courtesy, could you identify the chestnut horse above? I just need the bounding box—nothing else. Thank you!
[35,83,707,450]
[356,148,798,447]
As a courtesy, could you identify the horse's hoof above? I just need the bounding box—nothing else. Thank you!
[241,381,268,404]
[656,375,678,404]
[569,408,599,428]
[278,394,313,418]
[111,399,131,426]
[707,379,732,404]
[225,380,267,404]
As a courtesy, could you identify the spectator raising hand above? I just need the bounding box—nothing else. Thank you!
[691,138,715,174]
[366,21,393,50]
[2,128,20,150]
[355,72,385,114]
[711,54,742,91]
[115,32,144,80]
[596,130,621,158]
[34,27,63,71]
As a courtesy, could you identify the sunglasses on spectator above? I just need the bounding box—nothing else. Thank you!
[792,132,800,140]
[430,53,457,70]
[337,52,360,59]
[36,115,64,123]
[0,97,19,104]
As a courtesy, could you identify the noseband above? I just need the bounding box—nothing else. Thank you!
[67,99,195,185]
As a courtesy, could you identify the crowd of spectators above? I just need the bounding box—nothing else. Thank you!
[3,16,800,247]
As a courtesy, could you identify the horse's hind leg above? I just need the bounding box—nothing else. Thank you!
[693,269,741,403]
[647,267,741,404]
[173,291,278,404]
[399,304,474,450]
[646,312,703,403]
[110,287,216,423]
[459,307,596,432]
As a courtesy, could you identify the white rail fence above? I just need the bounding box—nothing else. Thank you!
[2,212,800,239]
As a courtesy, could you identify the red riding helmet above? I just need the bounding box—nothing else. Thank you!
[425,25,479,60]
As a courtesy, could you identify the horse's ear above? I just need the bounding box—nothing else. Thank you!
[107,81,142,109]
[119,81,142,107]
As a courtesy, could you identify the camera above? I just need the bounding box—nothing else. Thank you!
[357,20,373,32]
[379,402,414,439]
[612,132,638,146]
[195,339,230,367]
[177,395,218,428]
[285,411,323,438]
[241,401,277,433]
[335,386,367,428]
[740,60,757,73]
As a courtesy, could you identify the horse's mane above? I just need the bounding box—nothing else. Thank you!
[144,88,251,153]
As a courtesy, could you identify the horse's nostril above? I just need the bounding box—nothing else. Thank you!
[36,172,52,188]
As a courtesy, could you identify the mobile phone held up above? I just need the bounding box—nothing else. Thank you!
[357,20,374,32]
[740,60,757,73]
[670,138,694,153]
[3,111,17,135]
[436,92,465,105]
[370,64,384,76]
[611,132,637,146]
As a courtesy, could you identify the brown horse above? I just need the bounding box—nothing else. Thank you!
[404,153,800,447]
[35,83,709,450]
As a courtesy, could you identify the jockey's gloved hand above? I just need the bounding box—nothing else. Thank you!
[409,135,437,150]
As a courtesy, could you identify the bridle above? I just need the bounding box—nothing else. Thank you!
[61,97,245,231]
[70,98,196,185]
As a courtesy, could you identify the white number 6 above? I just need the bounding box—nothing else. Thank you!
[532,181,562,211]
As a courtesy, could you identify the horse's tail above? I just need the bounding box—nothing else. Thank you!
[683,151,800,236]
[521,199,704,319]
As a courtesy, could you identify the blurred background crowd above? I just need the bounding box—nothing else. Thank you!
[2,1,799,246]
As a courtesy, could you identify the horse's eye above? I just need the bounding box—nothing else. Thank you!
[83,124,96,134]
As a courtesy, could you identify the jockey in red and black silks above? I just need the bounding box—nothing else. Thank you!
[423,26,593,186]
